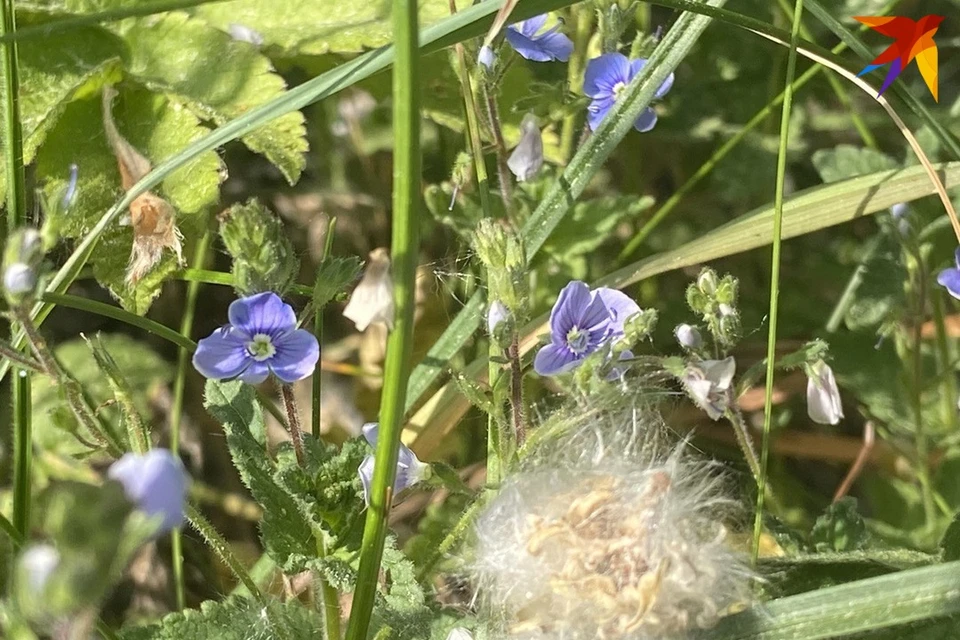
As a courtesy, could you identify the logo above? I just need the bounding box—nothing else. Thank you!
[855,15,943,102]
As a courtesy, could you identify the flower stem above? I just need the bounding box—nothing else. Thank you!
[343,0,420,634]
[1,0,29,545]
[909,261,936,534]
[559,6,592,164]
[312,217,337,440]
[186,504,262,601]
[451,11,492,216]
[754,0,804,564]
[508,333,525,446]
[482,85,514,217]
[314,533,341,640]
[278,382,306,467]
[169,228,211,611]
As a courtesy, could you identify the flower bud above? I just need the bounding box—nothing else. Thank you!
[507,113,544,182]
[18,544,59,597]
[805,361,843,425]
[696,269,718,295]
[674,323,702,349]
[343,248,395,331]
[680,357,736,420]
[358,422,428,506]
[487,300,510,335]
[108,449,189,536]
[4,263,36,298]
[478,45,496,70]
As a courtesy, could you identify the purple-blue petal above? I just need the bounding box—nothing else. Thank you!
[579,291,614,334]
[634,107,658,133]
[108,449,188,535]
[270,329,320,383]
[605,349,634,381]
[228,292,297,338]
[587,97,614,131]
[550,281,592,340]
[238,360,270,385]
[938,268,960,300]
[504,27,572,62]
[514,14,547,38]
[655,71,675,99]
[192,327,251,380]
[583,53,630,99]
[358,455,375,505]
[954,247,960,269]
[594,288,640,334]
[534,343,581,376]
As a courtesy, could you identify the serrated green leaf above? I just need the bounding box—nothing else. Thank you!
[812,145,899,184]
[313,255,363,309]
[219,199,300,295]
[32,334,172,457]
[35,85,221,312]
[192,0,468,55]
[119,597,325,640]
[117,11,307,183]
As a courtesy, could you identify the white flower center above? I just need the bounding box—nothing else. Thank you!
[246,333,276,361]
[566,327,589,354]
[612,81,626,100]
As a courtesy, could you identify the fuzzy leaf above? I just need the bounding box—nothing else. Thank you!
[31,334,172,457]
[812,145,898,184]
[219,199,300,295]
[117,12,307,183]
[312,255,363,309]
[193,0,467,55]
[118,597,325,640]
[810,497,869,553]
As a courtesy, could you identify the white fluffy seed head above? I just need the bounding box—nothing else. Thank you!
[471,401,755,639]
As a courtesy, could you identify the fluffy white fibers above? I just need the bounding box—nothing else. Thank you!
[471,399,755,639]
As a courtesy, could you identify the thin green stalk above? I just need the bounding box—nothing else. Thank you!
[315,533,341,640]
[932,292,958,434]
[825,234,883,333]
[559,6,592,163]
[453,40,492,215]
[180,268,312,296]
[312,217,337,440]
[185,504,262,601]
[169,229,212,611]
[753,0,804,563]
[482,86,514,216]
[1,0,29,545]
[343,0,420,635]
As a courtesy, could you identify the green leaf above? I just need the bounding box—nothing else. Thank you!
[31,334,172,457]
[219,199,300,295]
[369,537,430,640]
[117,11,307,183]
[313,255,362,309]
[119,597,325,640]
[810,498,869,553]
[939,510,960,562]
[697,561,960,640]
[812,145,898,184]
[35,85,221,312]
[192,0,468,55]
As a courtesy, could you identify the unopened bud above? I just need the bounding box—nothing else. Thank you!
[697,269,718,295]
[4,263,36,298]
[487,300,510,334]
[478,45,496,70]
[507,114,544,182]
[674,323,702,349]
[18,544,59,597]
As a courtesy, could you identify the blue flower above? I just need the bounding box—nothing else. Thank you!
[938,248,960,300]
[108,449,189,535]
[534,281,640,376]
[583,52,674,132]
[193,292,320,384]
[358,422,428,506]
[505,14,573,63]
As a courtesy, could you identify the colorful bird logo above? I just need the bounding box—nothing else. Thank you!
[855,15,943,102]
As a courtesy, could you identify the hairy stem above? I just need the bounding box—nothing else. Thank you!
[278,382,307,467]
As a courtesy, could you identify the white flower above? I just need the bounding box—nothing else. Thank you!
[478,45,495,70]
[682,357,736,420]
[343,248,394,331]
[358,422,428,506]
[674,323,702,349]
[806,361,843,425]
[446,629,473,640]
[507,113,544,182]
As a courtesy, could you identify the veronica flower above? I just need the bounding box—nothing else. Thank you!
[505,14,573,63]
[583,52,674,132]
[108,449,189,535]
[534,281,640,376]
[681,357,736,420]
[674,323,702,350]
[478,45,496,70]
[937,248,960,300]
[358,422,428,506]
[487,299,510,334]
[193,292,319,384]
[4,263,35,297]
[806,361,843,425]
